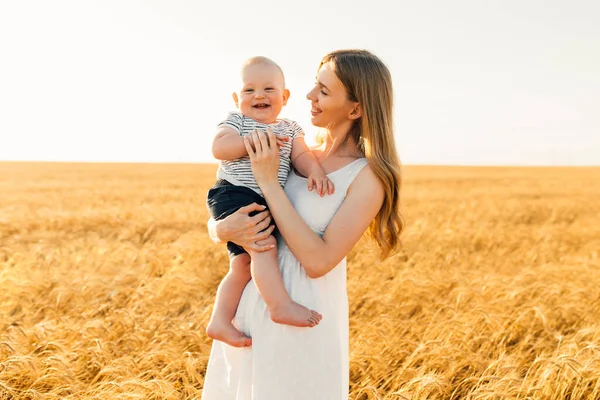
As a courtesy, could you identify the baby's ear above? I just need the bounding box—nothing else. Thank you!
[282,89,290,106]
[232,92,239,108]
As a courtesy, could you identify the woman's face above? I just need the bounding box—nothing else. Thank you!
[306,62,356,129]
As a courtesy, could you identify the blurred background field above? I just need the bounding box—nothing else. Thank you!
[0,162,599,399]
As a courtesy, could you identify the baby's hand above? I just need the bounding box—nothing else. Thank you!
[307,170,335,197]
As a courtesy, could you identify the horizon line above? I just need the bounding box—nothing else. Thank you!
[1,160,598,168]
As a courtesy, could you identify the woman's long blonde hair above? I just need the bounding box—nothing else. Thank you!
[319,49,404,258]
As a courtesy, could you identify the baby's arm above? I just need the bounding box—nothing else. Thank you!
[213,128,289,160]
[212,126,249,160]
[291,137,335,196]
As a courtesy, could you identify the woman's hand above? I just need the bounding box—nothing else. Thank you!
[243,128,281,191]
[208,203,276,252]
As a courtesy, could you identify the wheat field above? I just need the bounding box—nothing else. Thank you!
[0,162,599,399]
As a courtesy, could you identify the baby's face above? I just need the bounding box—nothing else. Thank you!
[233,63,289,124]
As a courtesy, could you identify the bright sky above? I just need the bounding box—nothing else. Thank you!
[1,0,598,165]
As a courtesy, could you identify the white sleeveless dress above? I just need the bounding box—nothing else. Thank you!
[202,158,369,400]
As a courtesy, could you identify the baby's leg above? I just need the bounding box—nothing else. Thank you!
[249,236,322,327]
[206,254,253,347]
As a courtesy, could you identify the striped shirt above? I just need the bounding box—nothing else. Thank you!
[216,111,304,195]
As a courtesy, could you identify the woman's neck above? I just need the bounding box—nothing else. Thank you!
[317,126,361,160]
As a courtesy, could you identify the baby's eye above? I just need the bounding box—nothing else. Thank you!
[265,87,275,92]
[244,89,254,93]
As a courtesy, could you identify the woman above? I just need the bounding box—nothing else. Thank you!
[202,49,404,400]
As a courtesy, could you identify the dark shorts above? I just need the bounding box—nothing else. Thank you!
[206,179,275,259]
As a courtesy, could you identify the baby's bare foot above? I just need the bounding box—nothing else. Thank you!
[269,301,323,327]
[206,319,252,347]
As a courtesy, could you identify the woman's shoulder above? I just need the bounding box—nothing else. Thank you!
[348,161,384,197]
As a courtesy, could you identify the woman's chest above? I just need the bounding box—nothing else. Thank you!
[284,173,347,235]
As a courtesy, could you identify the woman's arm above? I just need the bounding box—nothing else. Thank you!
[207,203,276,252]
[244,130,384,278]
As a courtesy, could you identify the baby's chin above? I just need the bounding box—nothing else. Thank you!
[242,109,280,124]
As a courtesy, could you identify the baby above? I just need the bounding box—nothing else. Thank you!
[206,56,332,347]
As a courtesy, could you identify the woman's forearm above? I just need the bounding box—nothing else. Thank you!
[207,217,224,244]
[261,183,337,277]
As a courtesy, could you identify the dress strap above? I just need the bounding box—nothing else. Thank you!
[346,158,369,186]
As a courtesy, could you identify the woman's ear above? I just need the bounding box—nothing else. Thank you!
[349,103,362,120]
